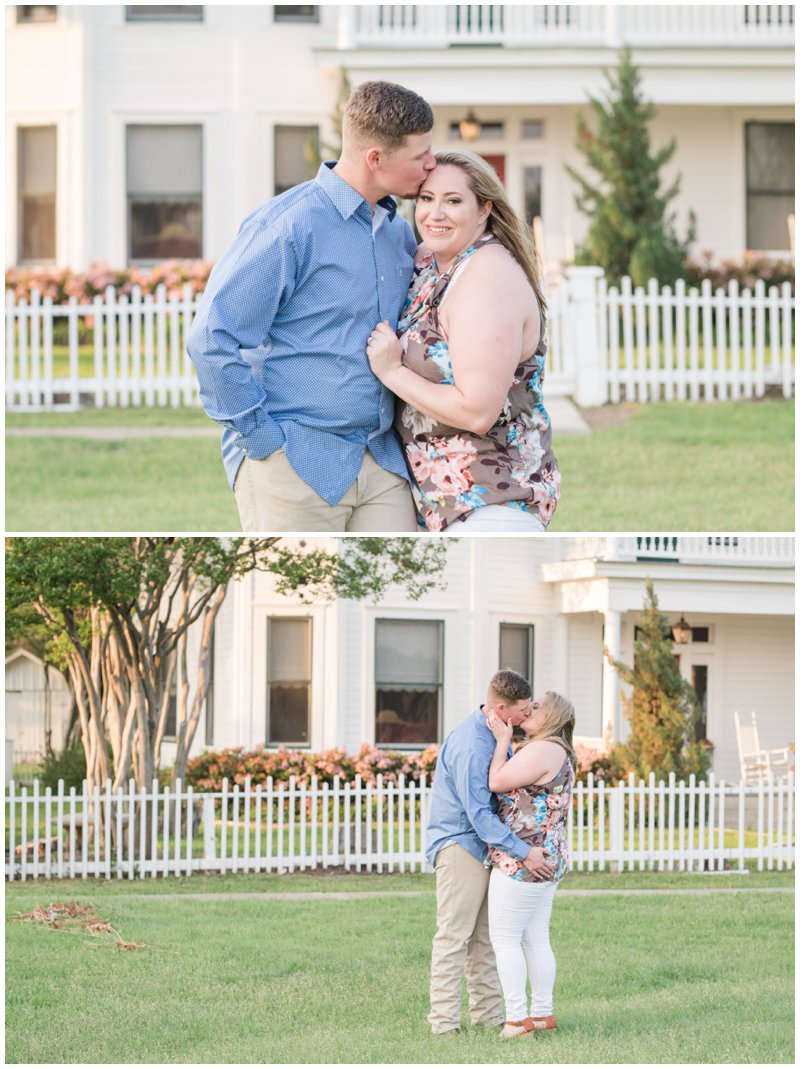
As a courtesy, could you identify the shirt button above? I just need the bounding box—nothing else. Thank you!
[380,276,384,281]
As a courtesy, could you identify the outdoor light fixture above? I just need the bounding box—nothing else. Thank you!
[458,109,481,142]
[671,616,692,644]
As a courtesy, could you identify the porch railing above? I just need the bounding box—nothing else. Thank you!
[5,772,794,880]
[564,535,795,567]
[342,4,795,49]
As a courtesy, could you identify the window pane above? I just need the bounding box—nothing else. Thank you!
[129,199,202,260]
[746,123,794,192]
[376,688,438,746]
[126,6,203,21]
[268,618,311,680]
[522,120,544,139]
[524,166,542,224]
[19,126,56,196]
[274,125,318,195]
[268,684,310,744]
[16,6,57,23]
[499,624,531,681]
[747,193,794,250]
[20,198,56,261]
[274,6,319,22]
[127,126,202,195]
[375,620,441,685]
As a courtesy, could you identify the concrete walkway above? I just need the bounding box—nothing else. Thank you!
[27,887,791,902]
[7,399,592,438]
[6,426,219,439]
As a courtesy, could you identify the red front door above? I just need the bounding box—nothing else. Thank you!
[480,154,506,185]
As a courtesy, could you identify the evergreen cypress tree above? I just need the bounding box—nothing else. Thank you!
[565,46,696,287]
[606,581,710,781]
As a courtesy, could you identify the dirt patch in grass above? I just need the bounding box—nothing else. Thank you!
[14,901,147,951]
[579,403,638,430]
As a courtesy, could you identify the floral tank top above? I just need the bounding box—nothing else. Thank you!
[489,750,574,884]
[394,235,560,532]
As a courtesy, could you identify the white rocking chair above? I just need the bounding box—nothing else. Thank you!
[734,710,791,784]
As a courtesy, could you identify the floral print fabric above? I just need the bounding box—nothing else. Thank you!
[489,751,574,884]
[394,236,560,532]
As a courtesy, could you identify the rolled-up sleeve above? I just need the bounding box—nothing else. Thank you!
[186,219,297,456]
[450,750,530,862]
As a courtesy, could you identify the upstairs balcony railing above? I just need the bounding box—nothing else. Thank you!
[564,536,795,566]
[339,4,795,49]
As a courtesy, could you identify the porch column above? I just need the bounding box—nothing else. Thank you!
[601,610,622,745]
[552,614,569,695]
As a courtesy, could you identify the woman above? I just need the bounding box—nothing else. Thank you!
[485,692,576,1039]
[366,150,560,532]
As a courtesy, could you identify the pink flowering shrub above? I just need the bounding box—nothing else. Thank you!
[683,251,794,293]
[185,742,440,791]
[5,259,214,303]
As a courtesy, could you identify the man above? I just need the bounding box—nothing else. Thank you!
[426,669,554,1036]
[186,81,436,532]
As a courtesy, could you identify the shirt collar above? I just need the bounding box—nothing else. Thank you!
[316,161,397,221]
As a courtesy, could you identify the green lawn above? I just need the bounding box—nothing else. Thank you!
[550,398,793,531]
[5,872,794,1063]
[5,398,794,531]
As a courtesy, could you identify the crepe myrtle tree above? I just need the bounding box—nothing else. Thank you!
[6,536,448,791]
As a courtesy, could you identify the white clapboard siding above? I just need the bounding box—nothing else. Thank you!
[4,772,794,881]
[5,272,795,410]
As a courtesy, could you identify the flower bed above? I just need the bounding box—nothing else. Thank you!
[5,259,213,303]
[184,743,440,791]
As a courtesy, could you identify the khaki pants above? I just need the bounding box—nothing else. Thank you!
[428,844,504,1034]
[233,448,418,533]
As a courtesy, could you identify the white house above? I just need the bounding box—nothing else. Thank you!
[5,4,795,272]
[5,648,72,773]
[9,536,793,785]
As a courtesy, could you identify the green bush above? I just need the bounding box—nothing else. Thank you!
[37,741,87,791]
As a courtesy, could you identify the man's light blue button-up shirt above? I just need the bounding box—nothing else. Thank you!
[426,709,531,868]
[186,162,416,504]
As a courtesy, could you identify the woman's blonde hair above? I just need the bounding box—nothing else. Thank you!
[431,149,548,318]
[523,691,577,768]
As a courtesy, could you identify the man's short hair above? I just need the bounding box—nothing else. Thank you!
[343,80,433,152]
[488,669,532,704]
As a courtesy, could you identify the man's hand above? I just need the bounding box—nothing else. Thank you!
[522,846,554,880]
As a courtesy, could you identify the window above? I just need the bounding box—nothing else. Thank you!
[690,627,710,644]
[18,126,56,262]
[522,120,544,140]
[274,6,319,22]
[745,122,794,250]
[691,665,708,742]
[126,6,203,21]
[375,620,442,747]
[523,166,542,225]
[16,6,57,23]
[499,624,534,684]
[274,125,319,195]
[204,622,216,747]
[267,618,311,746]
[448,121,504,141]
[126,125,202,261]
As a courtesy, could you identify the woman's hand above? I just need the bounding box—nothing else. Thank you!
[486,712,514,746]
[366,321,403,384]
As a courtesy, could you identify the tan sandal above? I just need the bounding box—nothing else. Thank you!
[501,1018,536,1038]
[501,1015,557,1038]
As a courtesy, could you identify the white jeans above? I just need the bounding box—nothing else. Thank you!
[457,504,546,532]
[488,869,558,1021]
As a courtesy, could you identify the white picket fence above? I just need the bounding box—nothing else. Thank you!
[5,772,794,881]
[5,269,795,411]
